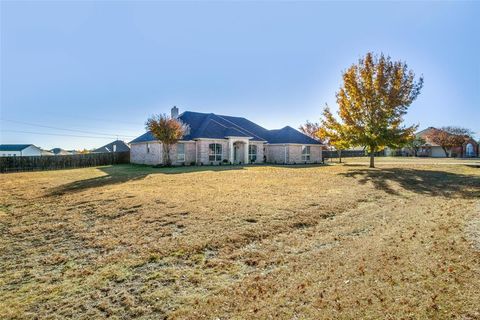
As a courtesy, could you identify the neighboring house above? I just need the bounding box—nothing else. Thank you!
[92,140,130,153]
[416,127,478,158]
[462,138,479,158]
[0,144,44,157]
[389,127,479,158]
[41,149,54,156]
[50,148,72,155]
[130,107,323,165]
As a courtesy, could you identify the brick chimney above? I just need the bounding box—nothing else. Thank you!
[171,106,179,118]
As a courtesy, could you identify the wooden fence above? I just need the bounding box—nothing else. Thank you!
[0,152,130,173]
[322,150,385,159]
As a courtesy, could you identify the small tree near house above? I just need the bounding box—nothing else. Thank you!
[405,135,426,156]
[425,126,474,157]
[320,52,423,168]
[299,121,322,142]
[317,113,350,163]
[146,114,189,166]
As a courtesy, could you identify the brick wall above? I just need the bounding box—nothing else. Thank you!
[131,141,197,165]
[196,140,229,165]
[131,141,322,165]
[130,142,162,165]
[266,145,288,163]
[250,141,265,163]
[266,144,322,164]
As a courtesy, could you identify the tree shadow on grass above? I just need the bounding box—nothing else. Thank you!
[339,167,480,199]
[49,164,245,196]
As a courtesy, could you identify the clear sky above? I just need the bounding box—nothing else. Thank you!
[1,1,479,150]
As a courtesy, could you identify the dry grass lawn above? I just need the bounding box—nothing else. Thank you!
[1,159,480,319]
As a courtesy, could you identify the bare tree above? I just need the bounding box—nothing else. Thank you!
[299,121,322,142]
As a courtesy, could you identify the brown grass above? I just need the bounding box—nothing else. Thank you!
[1,160,479,319]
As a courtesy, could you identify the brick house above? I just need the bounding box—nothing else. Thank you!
[415,127,479,158]
[130,107,323,165]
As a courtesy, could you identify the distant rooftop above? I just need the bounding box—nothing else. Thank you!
[0,144,33,151]
[92,140,130,153]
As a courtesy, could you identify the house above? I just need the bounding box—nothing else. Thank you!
[415,127,479,158]
[462,138,478,157]
[41,149,54,156]
[50,148,72,155]
[387,127,480,158]
[130,107,323,165]
[92,140,130,153]
[0,144,45,157]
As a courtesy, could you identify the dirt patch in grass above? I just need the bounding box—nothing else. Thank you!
[1,163,479,319]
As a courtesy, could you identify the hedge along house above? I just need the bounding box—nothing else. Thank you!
[130,107,323,165]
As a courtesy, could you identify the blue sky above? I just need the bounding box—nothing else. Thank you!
[1,1,479,150]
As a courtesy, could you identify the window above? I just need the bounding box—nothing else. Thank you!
[248,145,257,162]
[208,143,222,161]
[146,143,150,153]
[177,143,185,162]
[301,146,311,161]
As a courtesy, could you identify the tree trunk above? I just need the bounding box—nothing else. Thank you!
[442,147,449,157]
[338,150,342,163]
[163,144,171,166]
[369,150,375,168]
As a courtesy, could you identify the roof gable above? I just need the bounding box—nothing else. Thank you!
[93,140,130,153]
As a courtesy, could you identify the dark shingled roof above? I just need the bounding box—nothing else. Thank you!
[267,126,320,144]
[0,144,33,151]
[92,140,130,153]
[130,111,321,145]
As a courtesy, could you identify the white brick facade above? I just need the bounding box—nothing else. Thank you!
[266,144,323,164]
[131,140,321,165]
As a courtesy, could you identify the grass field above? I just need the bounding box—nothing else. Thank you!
[1,159,480,319]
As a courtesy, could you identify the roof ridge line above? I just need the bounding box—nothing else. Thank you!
[208,118,229,129]
[206,118,255,138]
[214,114,267,140]
[192,114,217,137]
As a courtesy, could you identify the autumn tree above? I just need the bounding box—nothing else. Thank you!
[321,52,423,168]
[405,135,425,157]
[299,121,322,142]
[425,126,473,157]
[146,114,189,166]
[318,110,350,163]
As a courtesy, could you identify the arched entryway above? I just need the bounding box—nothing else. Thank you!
[233,141,246,164]
[466,143,475,157]
[228,137,250,164]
